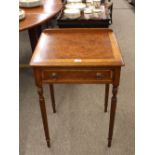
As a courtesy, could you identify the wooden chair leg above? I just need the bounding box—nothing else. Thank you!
[108,85,118,147]
[104,84,109,112]
[37,86,51,147]
[49,84,56,113]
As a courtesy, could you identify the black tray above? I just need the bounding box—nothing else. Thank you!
[56,1,113,28]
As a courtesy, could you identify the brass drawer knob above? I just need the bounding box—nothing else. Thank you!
[96,72,104,79]
[51,72,58,79]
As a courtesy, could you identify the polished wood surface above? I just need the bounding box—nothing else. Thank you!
[30,28,124,147]
[30,28,124,67]
[34,68,51,147]
[104,84,109,112]
[19,0,62,31]
[49,84,56,113]
[108,67,121,147]
[42,68,113,83]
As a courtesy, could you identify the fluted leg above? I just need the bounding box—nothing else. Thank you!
[104,84,109,112]
[108,85,118,147]
[49,84,56,113]
[37,86,51,147]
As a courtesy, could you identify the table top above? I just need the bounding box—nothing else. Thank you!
[30,28,124,67]
[19,0,62,31]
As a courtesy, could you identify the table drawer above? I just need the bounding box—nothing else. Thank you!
[42,69,113,83]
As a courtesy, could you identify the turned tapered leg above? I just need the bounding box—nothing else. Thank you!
[49,84,56,113]
[104,84,109,112]
[37,86,51,147]
[108,85,118,147]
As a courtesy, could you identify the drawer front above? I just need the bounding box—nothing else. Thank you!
[42,69,113,83]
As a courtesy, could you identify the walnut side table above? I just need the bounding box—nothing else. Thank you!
[30,28,124,148]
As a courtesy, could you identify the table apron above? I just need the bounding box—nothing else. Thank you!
[42,80,113,84]
[41,68,114,84]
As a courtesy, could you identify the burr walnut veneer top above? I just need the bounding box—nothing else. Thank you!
[30,28,124,67]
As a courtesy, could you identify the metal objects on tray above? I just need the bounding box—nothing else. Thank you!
[67,0,82,3]
[62,0,111,20]
[57,0,113,28]
[65,3,86,11]
[64,9,81,19]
